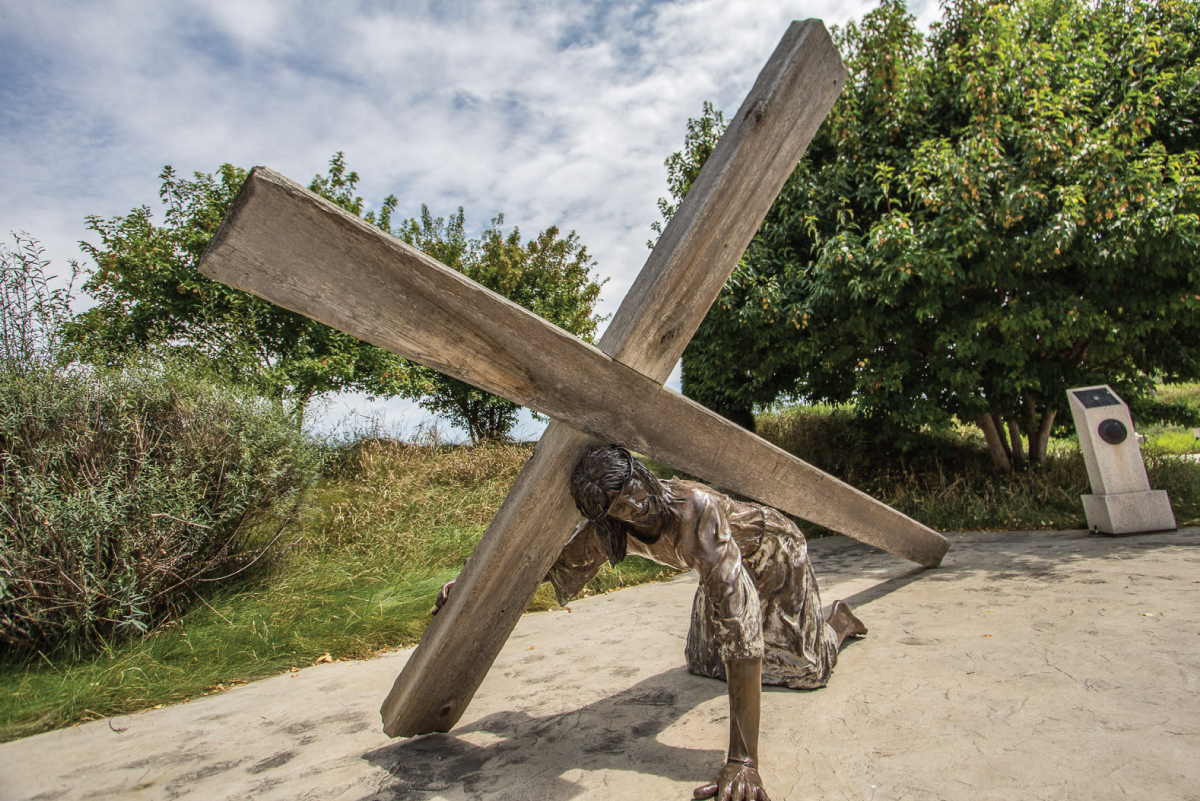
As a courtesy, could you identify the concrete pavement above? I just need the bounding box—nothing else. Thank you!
[2,528,1198,801]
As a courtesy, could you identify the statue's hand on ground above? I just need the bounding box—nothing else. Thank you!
[430,580,456,616]
[693,759,771,801]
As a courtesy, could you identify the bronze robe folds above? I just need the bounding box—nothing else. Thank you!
[548,479,840,689]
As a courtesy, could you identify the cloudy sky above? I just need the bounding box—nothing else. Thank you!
[1,0,938,440]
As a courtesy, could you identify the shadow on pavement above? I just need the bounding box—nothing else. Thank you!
[813,528,1198,590]
[839,565,929,609]
[360,529,1200,800]
[360,667,726,800]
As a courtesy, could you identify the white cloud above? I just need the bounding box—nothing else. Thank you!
[0,0,938,438]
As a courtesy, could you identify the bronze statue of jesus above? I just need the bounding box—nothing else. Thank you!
[436,444,867,801]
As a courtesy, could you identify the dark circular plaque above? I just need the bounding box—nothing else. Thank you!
[1097,418,1128,445]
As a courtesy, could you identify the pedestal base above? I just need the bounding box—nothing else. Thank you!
[1082,491,1176,535]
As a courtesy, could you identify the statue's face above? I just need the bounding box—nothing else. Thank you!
[605,474,660,530]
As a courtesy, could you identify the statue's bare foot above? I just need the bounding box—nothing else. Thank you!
[828,600,868,644]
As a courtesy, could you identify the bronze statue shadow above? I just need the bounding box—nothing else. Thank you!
[359,666,726,801]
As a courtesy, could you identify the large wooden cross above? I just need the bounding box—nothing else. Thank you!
[199,20,949,739]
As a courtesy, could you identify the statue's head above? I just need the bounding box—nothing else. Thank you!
[569,445,669,565]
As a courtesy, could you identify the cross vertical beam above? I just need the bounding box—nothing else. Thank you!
[379,20,852,736]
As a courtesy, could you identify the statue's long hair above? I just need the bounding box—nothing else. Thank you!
[569,445,670,566]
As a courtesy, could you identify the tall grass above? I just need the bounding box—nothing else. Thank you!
[757,405,1200,532]
[1154,381,1200,410]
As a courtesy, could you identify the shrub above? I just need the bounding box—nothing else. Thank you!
[0,235,322,656]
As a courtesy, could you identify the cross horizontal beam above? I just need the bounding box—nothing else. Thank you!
[202,166,947,567]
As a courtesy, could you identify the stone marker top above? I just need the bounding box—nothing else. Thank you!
[1072,387,1122,410]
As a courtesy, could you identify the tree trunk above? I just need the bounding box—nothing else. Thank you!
[976,414,1013,472]
[1031,409,1056,465]
[455,397,482,446]
[1006,416,1026,469]
[990,413,1011,461]
[478,404,511,443]
[1022,393,1056,466]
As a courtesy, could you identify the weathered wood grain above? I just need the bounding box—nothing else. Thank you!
[198,20,945,739]
[378,418,596,734]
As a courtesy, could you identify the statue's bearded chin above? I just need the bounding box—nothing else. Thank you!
[595,515,662,567]
[628,524,662,546]
[597,522,628,566]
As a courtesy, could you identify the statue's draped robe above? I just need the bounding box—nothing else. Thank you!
[548,479,841,689]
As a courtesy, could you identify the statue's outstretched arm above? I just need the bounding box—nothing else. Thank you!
[686,495,771,800]
[544,520,608,605]
[694,657,770,801]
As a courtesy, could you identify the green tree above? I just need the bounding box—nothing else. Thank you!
[668,0,1200,471]
[395,206,606,443]
[66,154,411,421]
[67,154,606,438]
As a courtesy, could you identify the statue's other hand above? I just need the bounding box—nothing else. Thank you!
[693,759,771,801]
[430,580,456,616]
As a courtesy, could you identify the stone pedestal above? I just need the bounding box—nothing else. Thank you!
[1081,491,1176,535]
[1067,385,1177,535]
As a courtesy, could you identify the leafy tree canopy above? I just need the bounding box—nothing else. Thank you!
[395,206,605,443]
[67,154,607,438]
[667,0,1200,470]
[66,154,411,418]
